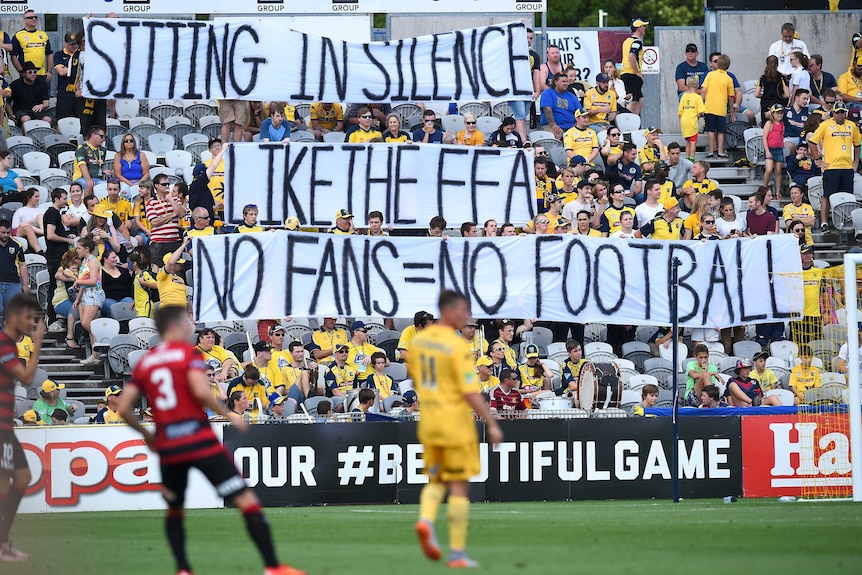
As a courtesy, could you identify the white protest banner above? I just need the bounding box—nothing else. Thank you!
[546,30,601,83]
[224,142,535,228]
[193,232,804,328]
[82,18,533,103]
[27,0,547,16]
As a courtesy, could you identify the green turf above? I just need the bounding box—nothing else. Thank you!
[7,500,862,574]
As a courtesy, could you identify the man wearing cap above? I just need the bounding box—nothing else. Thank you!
[461,318,488,358]
[523,193,564,234]
[270,395,290,420]
[727,358,782,407]
[329,210,355,235]
[346,321,387,385]
[397,311,434,363]
[599,182,638,237]
[248,341,284,398]
[605,142,642,200]
[32,380,75,424]
[475,356,499,393]
[309,317,349,367]
[620,18,649,116]
[563,110,598,164]
[70,126,108,195]
[157,240,189,309]
[638,127,667,176]
[323,344,357,409]
[267,325,292,371]
[539,72,580,138]
[103,384,124,424]
[534,158,556,214]
[751,351,779,392]
[187,143,228,226]
[10,11,52,81]
[518,344,552,395]
[146,173,185,264]
[8,61,51,127]
[790,244,824,347]
[638,198,683,240]
[675,43,709,97]
[583,73,617,132]
[21,409,44,427]
[54,33,79,120]
[401,389,419,414]
[808,99,861,231]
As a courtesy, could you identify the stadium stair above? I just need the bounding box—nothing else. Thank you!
[39,335,120,417]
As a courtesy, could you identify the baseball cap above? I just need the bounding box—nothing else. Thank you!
[576,179,593,189]
[350,320,366,332]
[574,108,589,119]
[735,358,752,371]
[105,384,122,398]
[284,216,300,230]
[476,356,493,367]
[753,351,769,362]
[568,155,588,166]
[22,410,44,425]
[834,101,849,112]
[656,160,670,171]
[498,319,515,328]
[662,197,680,211]
[685,43,698,53]
[335,344,350,353]
[631,18,649,28]
[545,192,561,204]
[41,380,65,394]
[163,252,186,265]
[270,324,286,335]
[192,163,207,178]
[644,126,662,136]
[799,243,814,254]
[65,33,78,44]
[89,205,113,219]
[465,318,479,327]
[273,395,289,406]
[552,216,569,228]
[595,72,610,83]
[402,389,418,406]
[253,341,272,353]
[525,344,540,358]
[20,61,38,72]
[769,103,785,114]
[335,209,353,219]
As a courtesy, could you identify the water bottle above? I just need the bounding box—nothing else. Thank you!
[448,102,457,116]
[778,495,797,503]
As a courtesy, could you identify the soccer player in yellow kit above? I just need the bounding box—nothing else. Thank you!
[409,290,503,569]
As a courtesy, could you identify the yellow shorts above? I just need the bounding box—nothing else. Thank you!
[423,441,480,483]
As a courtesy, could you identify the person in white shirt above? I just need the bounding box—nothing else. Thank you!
[767,22,810,77]
[836,325,862,374]
[635,179,664,228]
[610,212,636,238]
[715,197,748,239]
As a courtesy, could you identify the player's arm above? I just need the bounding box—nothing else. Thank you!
[189,367,248,431]
[116,384,155,445]
[465,392,503,446]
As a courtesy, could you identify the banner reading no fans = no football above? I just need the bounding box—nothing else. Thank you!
[224,143,536,229]
[82,18,533,103]
[193,232,804,327]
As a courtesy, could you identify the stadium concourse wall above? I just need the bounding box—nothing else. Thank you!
[15,413,852,513]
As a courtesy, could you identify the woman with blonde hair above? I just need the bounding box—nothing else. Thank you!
[112,132,150,192]
[683,193,711,239]
[456,114,485,146]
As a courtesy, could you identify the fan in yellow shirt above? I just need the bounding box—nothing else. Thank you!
[782,185,815,244]
[678,75,704,161]
[408,290,502,568]
[347,107,383,143]
[789,347,822,405]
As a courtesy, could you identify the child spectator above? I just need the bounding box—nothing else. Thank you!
[50,408,68,425]
[632,383,659,416]
[678,75,704,162]
[789,344,822,405]
[237,204,264,233]
[129,250,157,318]
[351,388,376,414]
[559,339,587,396]
[701,53,735,159]
[751,351,779,392]
[365,351,398,401]
[727,358,782,407]
[684,343,721,406]
[763,103,786,198]
[698,384,728,408]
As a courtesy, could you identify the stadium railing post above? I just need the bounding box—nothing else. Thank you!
[844,254,862,502]
[671,257,681,504]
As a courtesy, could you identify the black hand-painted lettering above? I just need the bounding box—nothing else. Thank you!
[183,22,207,100]
[701,244,734,325]
[230,25,266,97]
[629,242,663,320]
[290,33,313,100]
[282,145,308,225]
[470,242,507,315]
[736,240,766,321]
[205,24,229,99]
[393,40,407,102]
[310,145,335,226]
[142,21,164,99]
[535,236,563,317]
[309,239,343,316]
[195,237,230,319]
[285,233,321,315]
[341,238,371,316]
[371,241,399,316]
[437,242,465,293]
[84,20,117,97]
[115,20,139,98]
[506,23,532,97]
[593,244,625,314]
[362,44,391,100]
[507,150,534,222]
[471,149,501,224]
[452,30,477,101]
[669,244,699,323]
[393,146,419,224]
[430,34,451,101]
[437,148,469,216]
[319,37,348,101]
[228,236,264,317]
[409,37,430,101]
[766,240,793,319]
[478,27,509,98]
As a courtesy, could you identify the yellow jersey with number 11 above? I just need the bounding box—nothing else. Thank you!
[408,325,480,447]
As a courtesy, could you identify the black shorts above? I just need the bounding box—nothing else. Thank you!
[822,169,855,198]
[0,432,28,475]
[621,73,644,101]
[160,450,247,507]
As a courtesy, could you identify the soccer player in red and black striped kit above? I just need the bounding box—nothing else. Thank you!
[117,305,305,575]
[0,294,45,562]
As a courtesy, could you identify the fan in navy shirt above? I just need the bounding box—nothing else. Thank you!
[784,89,810,152]
[605,143,642,196]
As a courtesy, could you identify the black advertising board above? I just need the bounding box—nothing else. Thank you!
[223,417,742,507]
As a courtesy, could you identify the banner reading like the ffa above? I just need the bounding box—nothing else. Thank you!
[82,18,533,103]
[193,232,804,327]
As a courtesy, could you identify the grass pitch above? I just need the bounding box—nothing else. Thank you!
[9,499,862,574]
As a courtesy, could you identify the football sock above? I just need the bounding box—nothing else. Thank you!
[0,486,24,545]
[447,495,470,552]
[243,504,279,568]
[166,509,191,572]
[419,482,447,524]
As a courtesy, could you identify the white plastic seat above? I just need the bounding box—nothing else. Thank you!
[90,318,121,353]
[769,341,798,363]
[765,389,795,406]
[115,99,140,120]
[476,116,501,135]
[441,115,465,133]
[165,150,193,170]
[615,113,641,132]
[626,374,659,392]
[22,151,51,175]
[57,117,82,138]
[744,127,765,165]
[147,133,175,158]
[830,192,862,231]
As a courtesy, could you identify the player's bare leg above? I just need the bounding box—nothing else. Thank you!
[0,467,32,562]
[233,490,306,575]
[416,475,445,561]
[445,481,478,568]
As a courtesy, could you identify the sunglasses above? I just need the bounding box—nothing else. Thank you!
[835,110,848,114]
[123,139,134,143]
[535,151,548,156]
[612,189,625,194]
[194,215,211,220]
[824,100,836,104]
[355,328,368,333]
[24,16,36,20]
[465,121,477,125]
[424,118,435,122]
[703,220,715,224]
[536,219,549,224]
[336,348,349,353]
[608,132,620,136]
[360,115,372,119]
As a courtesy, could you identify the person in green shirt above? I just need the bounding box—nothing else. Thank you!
[684,343,721,407]
[32,380,76,423]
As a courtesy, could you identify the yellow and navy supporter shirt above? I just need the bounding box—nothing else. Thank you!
[324,363,358,397]
[621,35,644,75]
[309,327,350,366]
[12,29,52,75]
[599,205,637,235]
[535,175,556,206]
[682,177,718,194]
[563,127,598,163]
[641,216,684,240]
[309,102,344,130]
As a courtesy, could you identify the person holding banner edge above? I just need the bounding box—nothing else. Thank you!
[411,290,503,569]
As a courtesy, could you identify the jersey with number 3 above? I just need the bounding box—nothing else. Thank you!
[129,341,221,464]
[408,325,480,447]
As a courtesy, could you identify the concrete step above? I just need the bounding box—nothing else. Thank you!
[45,370,100,380]
[719,183,761,196]
[39,354,80,364]
[40,346,79,357]
[710,167,751,181]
